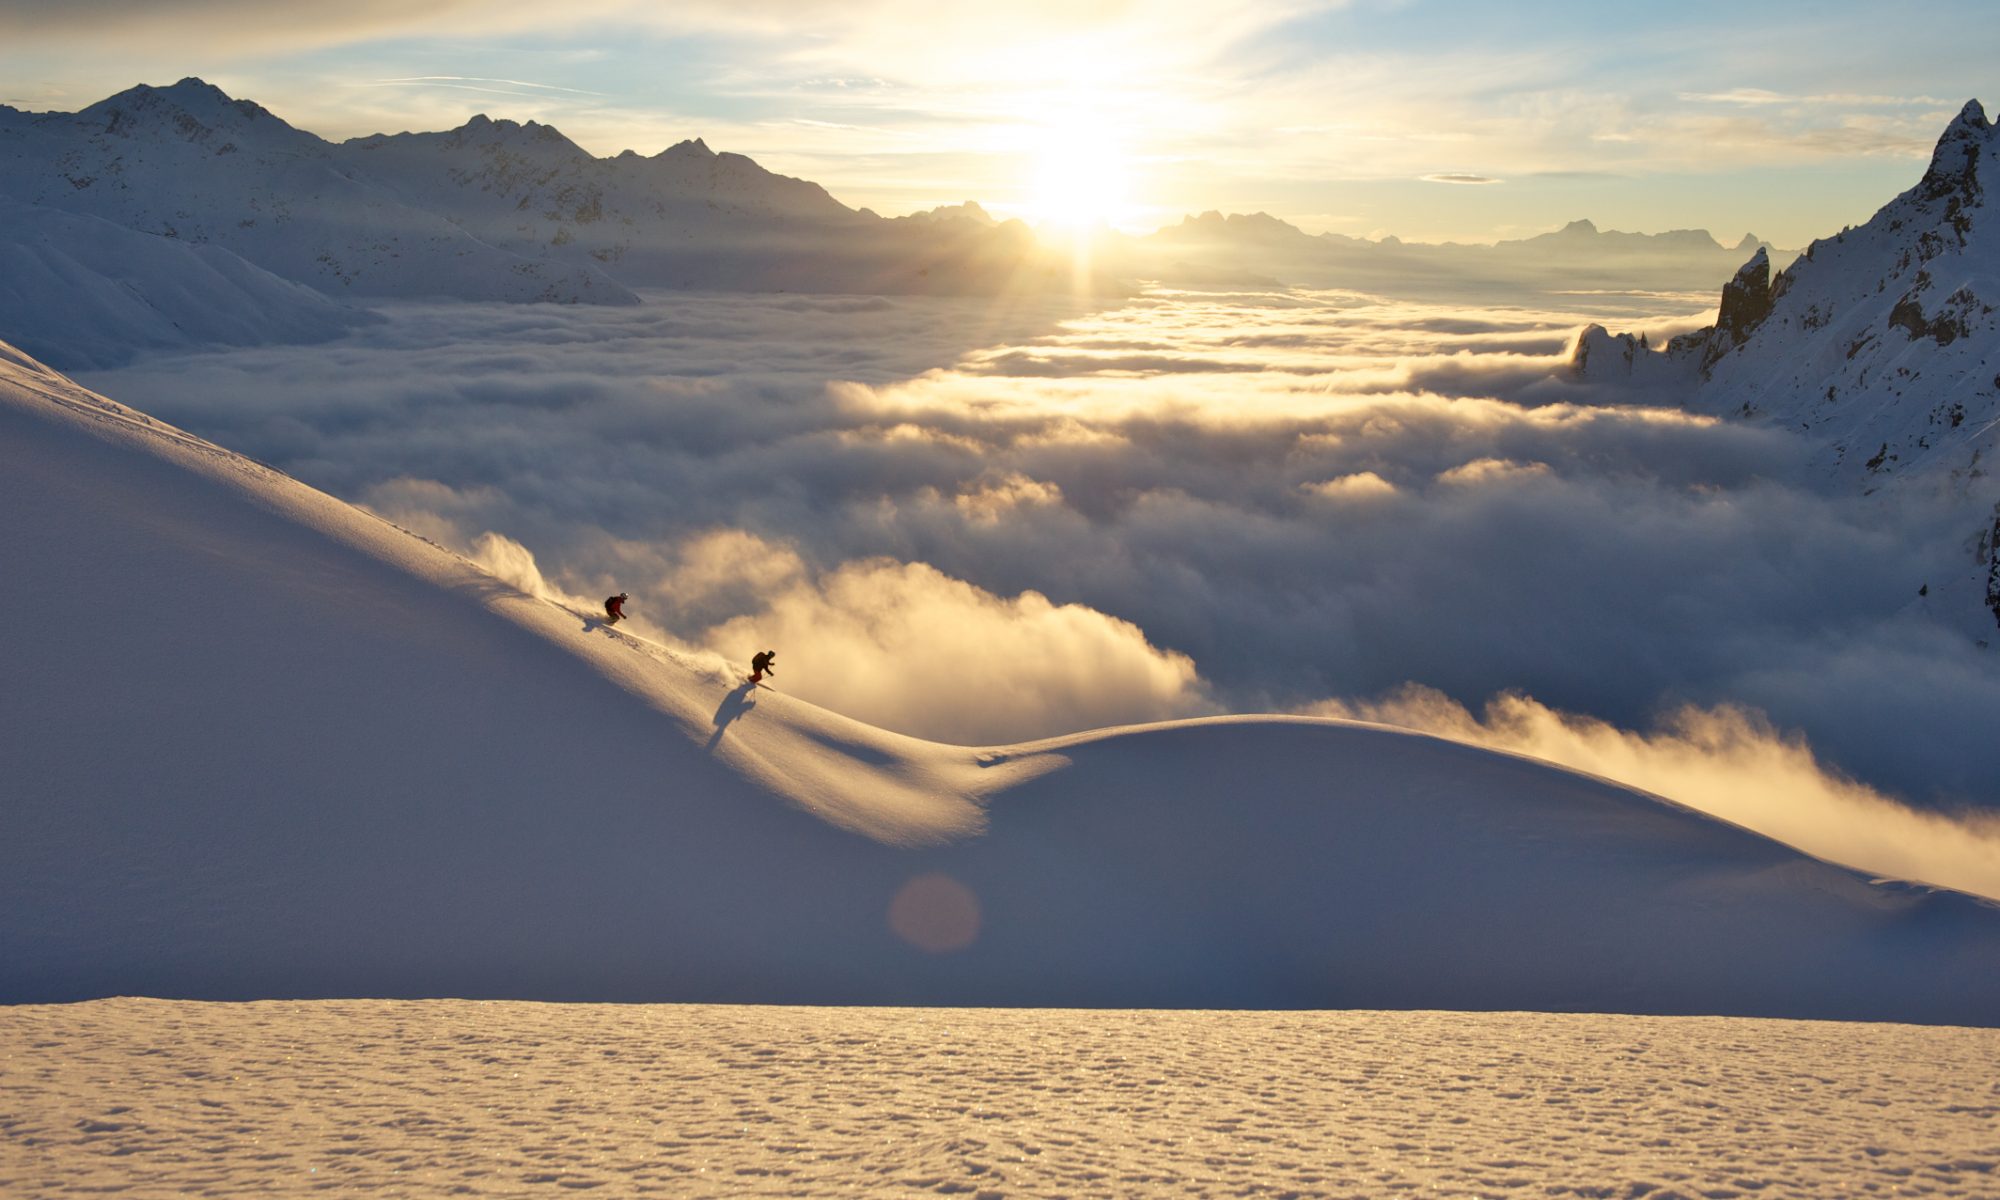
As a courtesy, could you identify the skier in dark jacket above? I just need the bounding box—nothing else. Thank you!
[604,593,629,626]
[749,649,777,684]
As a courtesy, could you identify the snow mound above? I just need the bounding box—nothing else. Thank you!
[2,342,1997,1022]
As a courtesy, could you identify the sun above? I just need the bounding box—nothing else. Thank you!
[1027,124,1134,232]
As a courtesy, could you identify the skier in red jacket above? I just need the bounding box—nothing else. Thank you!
[604,593,629,626]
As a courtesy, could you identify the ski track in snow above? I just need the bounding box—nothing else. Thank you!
[3,1000,1997,1198]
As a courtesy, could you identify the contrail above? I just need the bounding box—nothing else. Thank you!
[370,76,605,97]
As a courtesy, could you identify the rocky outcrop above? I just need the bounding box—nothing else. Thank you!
[1706,249,1775,367]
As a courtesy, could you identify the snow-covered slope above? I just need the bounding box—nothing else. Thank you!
[1697,102,1999,487]
[1571,100,2000,633]
[0,79,635,306]
[1637,101,2000,489]
[0,199,376,369]
[1575,100,1999,486]
[3,341,1997,1022]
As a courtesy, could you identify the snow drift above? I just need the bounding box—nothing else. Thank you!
[2,340,1998,1023]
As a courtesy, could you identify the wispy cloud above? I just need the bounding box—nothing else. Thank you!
[370,75,607,97]
[1422,172,1502,185]
[1679,88,1959,108]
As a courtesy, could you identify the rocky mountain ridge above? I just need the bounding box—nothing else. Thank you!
[1571,100,2000,633]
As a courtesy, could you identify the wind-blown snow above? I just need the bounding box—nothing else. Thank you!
[4,339,1999,1020]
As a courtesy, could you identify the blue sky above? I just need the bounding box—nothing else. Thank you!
[1,0,1990,244]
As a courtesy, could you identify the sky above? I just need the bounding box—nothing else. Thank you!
[1,0,1992,246]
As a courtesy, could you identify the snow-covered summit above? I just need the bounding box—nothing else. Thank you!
[78,77,303,149]
[3,341,1997,1021]
[1577,99,1998,488]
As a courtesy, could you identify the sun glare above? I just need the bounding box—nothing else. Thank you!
[1028,124,1134,232]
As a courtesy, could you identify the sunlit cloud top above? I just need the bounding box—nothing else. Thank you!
[1,0,1991,245]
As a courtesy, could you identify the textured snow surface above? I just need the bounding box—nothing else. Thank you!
[4,999,1999,1198]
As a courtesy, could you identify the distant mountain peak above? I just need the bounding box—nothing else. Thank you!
[900,201,996,226]
[1950,97,1990,131]
[447,112,582,154]
[1169,210,1312,242]
[1919,98,1990,203]
[81,75,292,140]
[657,137,713,160]
[161,76,235,102]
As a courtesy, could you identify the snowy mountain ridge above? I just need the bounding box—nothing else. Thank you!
[0,76,1098,363]
[4,338,1999,1021]
[0,79,636,309]
[1572,100,2000,633]
[1575,100,1998,485]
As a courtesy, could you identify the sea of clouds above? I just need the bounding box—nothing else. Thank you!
[79,285,2000,891]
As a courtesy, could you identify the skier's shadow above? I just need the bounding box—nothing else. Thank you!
[706,681,757,752]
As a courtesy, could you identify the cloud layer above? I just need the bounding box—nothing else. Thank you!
[80,285,2000,818]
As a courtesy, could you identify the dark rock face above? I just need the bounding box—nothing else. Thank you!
[1988,509,2000,631]
[1888,284,1990,346]
[1707,249,1774,368]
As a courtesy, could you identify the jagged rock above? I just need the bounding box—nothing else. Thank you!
[1988,509,2000,628]
[1707,248,1774,367]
